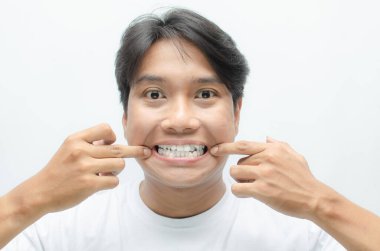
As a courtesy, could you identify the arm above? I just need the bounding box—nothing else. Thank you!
[0,177,50,248]
[211,137,380,251]
[0,123,151,248]
[310,182,380,251]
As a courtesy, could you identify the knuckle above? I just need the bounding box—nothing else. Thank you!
[264,151,277,163]
[260,166,276,178]
[99,123,112,131]
[231,184,241,195]
[108,177,119,188]
[255,181,270,194]
[230,166,238,177]
[69,147,85,160]
[256,182,279,199]
[236,140,250,152]
[273,142,284,152]
[64,135,77,145]
[76,159,91,172]
[79,175,95,189]
[99,123,115,139]
[117,158,126,169]
[247,167,257,177]
[110,145,123,157]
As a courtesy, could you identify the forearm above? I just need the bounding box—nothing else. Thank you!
[0,182,46,248]
[310,183,380,251]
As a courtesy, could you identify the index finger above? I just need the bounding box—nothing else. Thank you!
[210,141,267,156]
[90,144,151,159]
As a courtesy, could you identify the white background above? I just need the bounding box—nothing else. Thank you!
[1,0,379,215]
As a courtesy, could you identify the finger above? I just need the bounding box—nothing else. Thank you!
[231,183,256,198]
[230,165,259,182]
[237,155,262,166]
[89,144,151,159]
[95,175,120,190]
[71,123,116,144]
[91,158,125,175]
[210,141,267,157]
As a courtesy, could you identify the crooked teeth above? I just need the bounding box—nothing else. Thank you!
[157,144,206,158]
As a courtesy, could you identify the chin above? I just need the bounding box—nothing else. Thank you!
[137,157,227,190]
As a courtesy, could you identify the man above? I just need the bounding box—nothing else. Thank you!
[1,8,380,250]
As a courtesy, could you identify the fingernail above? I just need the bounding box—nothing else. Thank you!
[143,148,151,157]
[211,146,218,155]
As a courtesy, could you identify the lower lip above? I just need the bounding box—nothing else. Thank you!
[152,147,209,165]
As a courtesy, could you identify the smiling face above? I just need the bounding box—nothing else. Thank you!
[122,39,242,189]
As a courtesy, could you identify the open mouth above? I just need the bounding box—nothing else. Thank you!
[154,144,208,158]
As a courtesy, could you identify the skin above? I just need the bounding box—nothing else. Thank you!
[0,38,379,250]
[121,38,380,250]
[210,138,380,251]
[0,124,151,248]
[122,39,241,217]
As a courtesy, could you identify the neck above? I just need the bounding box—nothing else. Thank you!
[139,176,226,218]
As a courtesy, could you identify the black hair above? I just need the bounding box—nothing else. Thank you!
[115,8,249,110]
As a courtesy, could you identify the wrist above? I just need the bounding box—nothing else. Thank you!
[4,183,48,228]
[0,186,47,248]
[308,182,344,225]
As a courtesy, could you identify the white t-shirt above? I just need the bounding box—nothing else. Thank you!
[3,174,345,251]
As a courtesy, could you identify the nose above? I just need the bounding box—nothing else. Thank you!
[160,97,201,134]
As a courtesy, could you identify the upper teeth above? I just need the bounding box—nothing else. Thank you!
[157,144,206,158]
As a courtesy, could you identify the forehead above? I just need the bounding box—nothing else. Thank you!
[133,39,221,85]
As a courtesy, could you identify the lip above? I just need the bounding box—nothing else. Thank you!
[151,140,210,165]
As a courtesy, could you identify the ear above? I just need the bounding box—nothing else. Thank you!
[234,98,243,136]
[122,112,128,139]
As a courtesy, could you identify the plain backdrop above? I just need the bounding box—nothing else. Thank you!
[1,0,379,215]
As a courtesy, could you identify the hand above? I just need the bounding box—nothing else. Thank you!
[10,123,151,215]
[211,137,324,219]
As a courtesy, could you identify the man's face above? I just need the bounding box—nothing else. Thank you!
[122,39,242,188]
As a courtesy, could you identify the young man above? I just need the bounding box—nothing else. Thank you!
[1,8,380,250]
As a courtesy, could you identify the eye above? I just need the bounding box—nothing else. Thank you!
[196,90,216,99]
[145,90,165,100]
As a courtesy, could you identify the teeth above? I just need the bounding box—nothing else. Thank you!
[156,144,206,158]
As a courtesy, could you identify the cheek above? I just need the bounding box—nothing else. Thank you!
[200,104,237,143]
[125,105,159,145]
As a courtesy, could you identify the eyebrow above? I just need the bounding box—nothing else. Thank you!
[135,75,164,84]
[134,74,222,85]
[193,76,222,84]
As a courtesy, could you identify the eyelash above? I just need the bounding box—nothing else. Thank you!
[195,89,216,99]
[143,89,217,100]
[144,90,165,100]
